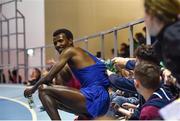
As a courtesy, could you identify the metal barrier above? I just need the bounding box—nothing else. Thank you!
[1,8,150,82]
[25,18,148,70]
[0,0,27,83]
[74,18,146,58]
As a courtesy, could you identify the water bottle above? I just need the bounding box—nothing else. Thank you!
[27,96,35,109]
[104,59,117,73]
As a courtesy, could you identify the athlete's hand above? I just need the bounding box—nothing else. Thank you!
[24,86,36,98]
[111,57,128,69]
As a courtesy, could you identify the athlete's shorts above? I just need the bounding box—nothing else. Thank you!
[80,85,110,118]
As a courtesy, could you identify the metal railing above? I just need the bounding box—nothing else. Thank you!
[0,2,150,82]
[24,18,148,71]
[74,18,145,58]
[0,0,26,83]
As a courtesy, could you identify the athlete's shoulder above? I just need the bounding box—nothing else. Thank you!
[61,47,84,56]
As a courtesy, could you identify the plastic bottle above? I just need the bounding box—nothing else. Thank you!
[104,59,117,73]
[27,96,35,109]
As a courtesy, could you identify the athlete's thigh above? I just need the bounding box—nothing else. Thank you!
[55,100,84,115]
[43,85,88,114]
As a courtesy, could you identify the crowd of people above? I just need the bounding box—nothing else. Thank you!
[24,0,180,118]
[1,0,180,120]
[0,68,22,84]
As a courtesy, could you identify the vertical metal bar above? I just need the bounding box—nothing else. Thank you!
[40,48,43,70]
[146,29,151,45]
[128,25,134,57]
[23,16,28,81]
[26,49,29,81]
[84,39,88,50]
[0,4,2,66]
[0,17,3,65]
[100,34,105,59]
[7,20,10,67]
[15,0,19,83]
[17,9,27,80]
[113,30,118,57]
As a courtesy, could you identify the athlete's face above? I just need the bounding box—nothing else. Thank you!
[53,33,72,53]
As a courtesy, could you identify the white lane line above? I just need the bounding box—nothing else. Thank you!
[0,84,25,89]
[0,96,37,121]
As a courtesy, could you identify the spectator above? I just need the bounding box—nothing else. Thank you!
[0,68,6,83]
[143,1,180,118]
[119,43,129,58]
[24,68,41,86]
[96,51,102,58]
[8,69,22,84]
[134,61,172,120]
[135,32,146,45]
[109,45,171,119]
[144,0,180,83]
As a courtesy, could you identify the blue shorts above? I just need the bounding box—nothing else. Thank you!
[80,86,110,118]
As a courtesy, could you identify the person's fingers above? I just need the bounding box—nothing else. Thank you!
[24,89,29,98]
[111,102,116,108]
[129,108,134,113]
[118,107,132,117]
[111,57,123,63]
[106,70,114,76]
[116,90,124,96]
[122,103,137,109]
[111,57,118,61]
[113,103,120,110]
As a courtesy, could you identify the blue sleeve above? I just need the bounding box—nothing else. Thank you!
[109,74,137,93]
[125,60,136,70]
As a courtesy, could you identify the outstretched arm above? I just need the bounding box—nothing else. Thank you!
[24,47,75,97]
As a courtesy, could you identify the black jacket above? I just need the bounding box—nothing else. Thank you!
[153,21,180,83]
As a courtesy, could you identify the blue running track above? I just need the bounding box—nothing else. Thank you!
[0,84,75,120]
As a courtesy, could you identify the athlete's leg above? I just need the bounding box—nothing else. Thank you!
[38,84,89,120]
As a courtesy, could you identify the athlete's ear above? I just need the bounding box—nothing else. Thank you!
[69,39,73,45]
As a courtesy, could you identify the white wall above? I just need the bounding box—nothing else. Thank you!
[18,0,45,48]
[1,0,45,81]
[18,0,45,68]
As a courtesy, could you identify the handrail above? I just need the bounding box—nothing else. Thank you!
[0,0,15,6]
[18,18,144,50]
[74,18,144,42]
[0,17,145,81]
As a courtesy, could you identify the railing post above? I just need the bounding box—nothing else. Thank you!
[15,0,20,82]
[128,25,134,57]
[25,49,29,81]
[7,20,10,68]
[84,39,88,50]
[40,48,43,70]
[100,34,105,59]
[113,30,118,57]
[0,12,3,65]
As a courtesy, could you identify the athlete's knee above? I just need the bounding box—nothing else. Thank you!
[38,84,48,98]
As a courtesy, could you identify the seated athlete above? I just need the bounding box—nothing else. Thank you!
[24,28,110,120]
